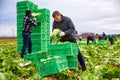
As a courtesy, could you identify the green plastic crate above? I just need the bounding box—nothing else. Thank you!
[32,39,47,43]
[17,29,23,33]
[17,31,22,34]
[28,45,46,52]
[46,25,50,28]
[37,15,50,22]
[38,8,50,15]
[17,36,22,40]
[33,5,38,10]
[17,24,23,28]
[31,33,47,39]
[32,40,47,45]
[32,46,48,52]
[17,5,38,11]
[45,22,50,26]
[47,33,50,36]
[36,56,68,77]
[47,42,50,45]
[17,32,22,37]
[32,25,45,30]
[17,38,23,42]
[48,43,78,56]
[47,35,50,38]
[17,22,23,25]
[17,13,25,17]
[17,26,22,29]
[17,5,33,11]
[47,36,50,40]
[17,43,23,47]
[17,1,34,9]
[17,8,36,14]
[40,47,48,52]
[24,51,48,62]
[17,1,32,6]
[67,56,78,69]
[17,18,24,22]
[47,29,50,33]
[17,14,25,22]
[36,21,49,28]
[17,12,26,16]
[17,8,30,13]
[32,28,47,33]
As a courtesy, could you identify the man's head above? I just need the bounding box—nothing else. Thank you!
[26,10,32,17]
[52,11,62,22]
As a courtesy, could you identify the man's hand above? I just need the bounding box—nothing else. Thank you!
[33,18,37,21]
[59,31,65,37]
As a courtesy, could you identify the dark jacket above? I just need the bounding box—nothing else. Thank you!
[52,15,76,41]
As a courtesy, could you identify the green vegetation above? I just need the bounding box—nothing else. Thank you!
[0,39,120,80]
[51,29,61,42]
[0,39,16,45]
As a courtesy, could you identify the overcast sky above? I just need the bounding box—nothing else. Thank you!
[0,0,120,36]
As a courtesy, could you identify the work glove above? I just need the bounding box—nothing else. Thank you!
[32,13,40,17]
[59,31,65,37]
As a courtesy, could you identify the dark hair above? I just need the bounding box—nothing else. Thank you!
[52,11,61,17]
[26,10,31,16]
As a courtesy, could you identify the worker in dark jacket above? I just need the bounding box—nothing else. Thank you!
[108,35,116,45]
[21,10,37,58]
[52,11,86,71]
[87,35,96,45]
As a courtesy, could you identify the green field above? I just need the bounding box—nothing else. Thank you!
[0,39,120,80]
[0,39,16,45]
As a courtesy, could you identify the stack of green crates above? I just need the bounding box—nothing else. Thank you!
[17,1,38,52]
[48,43,79,70]
[17,1,50,53]
[36,43,78,77]
[32,8,50,52]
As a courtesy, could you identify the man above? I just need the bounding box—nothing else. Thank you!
[103,32,107,40]
[52,11,86,71]
[87,35,96,45]
[21,10,37,58]
[108,35,116,45]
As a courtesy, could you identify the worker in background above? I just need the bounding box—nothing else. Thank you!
[96,34,103,41]
[86,34,96,45]
[103,32,107,40]
[108,35,116,45]
[21,10,37,58]
[52,11,86,71]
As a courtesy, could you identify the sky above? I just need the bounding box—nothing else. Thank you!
[0,0,120,37]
